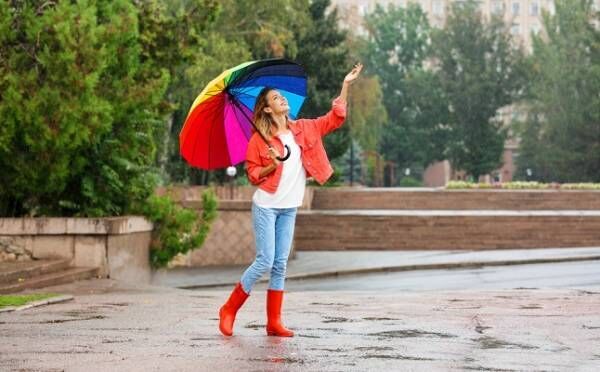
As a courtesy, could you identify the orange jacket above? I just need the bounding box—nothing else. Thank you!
[245,97,347,193]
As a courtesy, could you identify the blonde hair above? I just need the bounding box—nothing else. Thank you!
[253,87,276,140]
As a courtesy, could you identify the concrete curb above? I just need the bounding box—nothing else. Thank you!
[0,294,74,313]
[177,254,600,289]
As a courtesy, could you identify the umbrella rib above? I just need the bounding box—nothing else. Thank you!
[231,99,253,143]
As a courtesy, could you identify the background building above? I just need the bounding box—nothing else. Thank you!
[330,0,562,185]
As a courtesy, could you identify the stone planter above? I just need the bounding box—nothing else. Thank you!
[0,216,154,284]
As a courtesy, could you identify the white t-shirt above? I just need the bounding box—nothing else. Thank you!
[253,131,306,208]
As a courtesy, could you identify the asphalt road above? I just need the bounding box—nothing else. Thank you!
[235,260,600,292]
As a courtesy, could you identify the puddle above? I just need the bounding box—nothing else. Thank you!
[102,338,132,344]
[463,366,518,371]
[248,357,305,364]
[310,302,354,307]
[40,315,106,324]
[582,325,600,330]
[307,347,345,353]
[302,327,344,334]
[520,304,543,309]
[297,334,320,339]
[578,290,600,295]
[355,346,394,352]
[475,325,491,334]
[90,327,150,331]
[322,316,354,323]
[362,317,398,321]
[245,323,266,330]
[369,329,457,339]
[475,336,538,350]
[61,310,101,317]
[362,354,434,361]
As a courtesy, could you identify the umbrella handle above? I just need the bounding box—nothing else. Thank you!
[276,144,291,162]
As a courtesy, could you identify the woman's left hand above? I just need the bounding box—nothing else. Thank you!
[343,63,363,85]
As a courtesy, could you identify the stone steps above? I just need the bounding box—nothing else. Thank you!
[0,259,71,283]
[0,260,99,294]
[294,210,600,251]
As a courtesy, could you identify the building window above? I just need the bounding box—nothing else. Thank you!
[530,1,539,16]
[512,1,520,15]
[531,22,541,35]
[511,109,520,121]
[492,0,504,15]
[433,0,444,16]
[359,4,368,16]
[546,0,555,15]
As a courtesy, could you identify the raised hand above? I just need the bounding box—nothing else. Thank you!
[344,63,364,85]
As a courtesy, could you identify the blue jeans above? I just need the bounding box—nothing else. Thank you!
[240,203,297,293]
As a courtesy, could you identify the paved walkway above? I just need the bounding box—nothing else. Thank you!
[151,247,600,288]
[1,279,599,371]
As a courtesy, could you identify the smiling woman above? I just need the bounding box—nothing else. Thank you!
[217,63,363,338]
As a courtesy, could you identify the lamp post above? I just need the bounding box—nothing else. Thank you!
[226,166,237,199]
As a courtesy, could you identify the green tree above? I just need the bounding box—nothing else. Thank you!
[140,0,251,185]
[163,0,312,185]
[293,0,351,162]
[363,3,440,178]
[516,0,599,182]
[333,140,364,185]
[218,0,310,59]
[347,75,387,153]
[402,70,450,168]
[0,0,168,217]
[431,0,526,180]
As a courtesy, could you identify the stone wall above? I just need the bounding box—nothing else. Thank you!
[156,186,314,267]
[311,188,600,210]
[298,188,600,251]
[0,217,153,283]
[295,211,600,250]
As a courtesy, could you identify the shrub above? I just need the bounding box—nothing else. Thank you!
[140,188,218,269]
[399,176,423,187]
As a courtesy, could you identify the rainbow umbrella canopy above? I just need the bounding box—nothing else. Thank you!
[179,59,308,170]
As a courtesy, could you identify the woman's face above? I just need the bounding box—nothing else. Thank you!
[264,90,289,116]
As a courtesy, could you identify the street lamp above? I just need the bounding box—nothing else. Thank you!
[226,166,237,199]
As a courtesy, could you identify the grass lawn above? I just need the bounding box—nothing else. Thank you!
[0,293,60,308]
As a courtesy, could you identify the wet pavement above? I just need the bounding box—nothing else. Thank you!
[1,279,600,371]
[152,247,600,288]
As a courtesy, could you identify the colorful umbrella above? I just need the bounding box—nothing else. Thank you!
[179,59,308,170]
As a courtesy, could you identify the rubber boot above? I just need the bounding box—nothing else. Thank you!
[266,289,294,337]
[219,282,249,336]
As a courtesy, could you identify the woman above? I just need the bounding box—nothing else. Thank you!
[218,63,363,337]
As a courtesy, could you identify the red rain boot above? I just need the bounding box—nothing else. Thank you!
[266,289,294,337]
[219,282,249,336]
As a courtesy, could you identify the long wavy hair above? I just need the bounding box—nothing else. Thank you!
[253,87,276,140]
